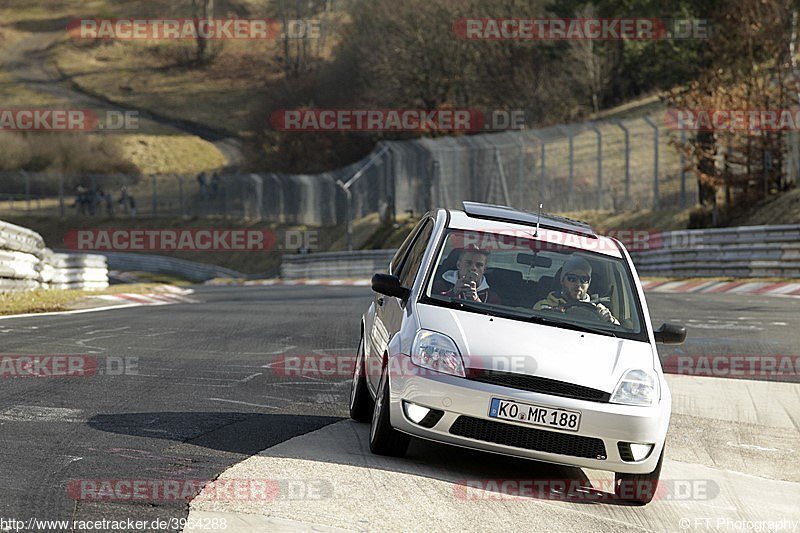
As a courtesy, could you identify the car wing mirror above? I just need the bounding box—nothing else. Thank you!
[371,273,411,300]
[654,323,686,344]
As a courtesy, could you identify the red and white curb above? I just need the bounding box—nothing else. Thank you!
[211,277,800,297]
[640,279,800,298]
[95,285,197,306]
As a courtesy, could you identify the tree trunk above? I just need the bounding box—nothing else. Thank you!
[697,131,717,206]
[195,0,214,63]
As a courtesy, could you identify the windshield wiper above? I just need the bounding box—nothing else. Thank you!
[427,296,503,317]
[525,313,617,338]
[447,298,501,317]
[424,296,617,337]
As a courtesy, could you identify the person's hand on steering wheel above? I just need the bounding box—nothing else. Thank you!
[561,301,618,324]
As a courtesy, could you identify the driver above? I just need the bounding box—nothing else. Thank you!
[533,255,619,325]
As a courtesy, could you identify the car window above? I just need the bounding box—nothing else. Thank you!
[397,220,433,287]
[390,218,428,275]
[423,228,647,342]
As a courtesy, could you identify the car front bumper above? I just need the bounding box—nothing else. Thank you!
[387,354,670,474]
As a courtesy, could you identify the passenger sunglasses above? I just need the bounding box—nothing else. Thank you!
[564,273,591,284]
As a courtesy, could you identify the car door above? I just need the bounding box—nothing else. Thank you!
[364,218,421,365]
[366,218,434,391]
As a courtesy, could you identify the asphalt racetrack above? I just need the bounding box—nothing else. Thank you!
[1,285,798,531]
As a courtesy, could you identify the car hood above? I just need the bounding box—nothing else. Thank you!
[415,303,655,393]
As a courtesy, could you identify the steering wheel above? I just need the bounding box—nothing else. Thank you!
[560,301,608,322]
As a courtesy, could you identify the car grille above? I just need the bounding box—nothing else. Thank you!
[465,369,611,402]
[449,416,607,460]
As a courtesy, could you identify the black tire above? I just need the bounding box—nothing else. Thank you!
[349,335,374,422]
[614,446,664,505]
[368,360,410,457]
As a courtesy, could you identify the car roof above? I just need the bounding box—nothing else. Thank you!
[443,205,623,258]
[462,201,595,237]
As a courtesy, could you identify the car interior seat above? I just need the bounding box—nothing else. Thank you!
[432,248,461,284]
[484,268,525,306]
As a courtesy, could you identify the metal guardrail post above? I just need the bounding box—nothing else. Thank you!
[589,123,603,210]
[151,175,158,217]
[680,129,687,208]
[58,174,65,218]
[384,144,396,223]
[223,175,230,220]
[24,171,30,212]
[557,126,574,195]
[516,137,524,197]
[614,120,631,207]
[643,117,660,209]
[337,145,389,251]
[177,175,185,216]
[529,132,546,203]
[336,181,353,251]
[493,147,511,205]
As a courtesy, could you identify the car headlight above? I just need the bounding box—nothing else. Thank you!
[410,330,465,377]
[611,369,659,406]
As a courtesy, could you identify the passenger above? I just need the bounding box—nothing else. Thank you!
[432,246,500,304]
[534,255,619,324]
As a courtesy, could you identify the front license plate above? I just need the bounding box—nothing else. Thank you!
[488,398,581,432]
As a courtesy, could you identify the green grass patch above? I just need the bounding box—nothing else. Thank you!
[559,207,693,232]
[0,283,164,316]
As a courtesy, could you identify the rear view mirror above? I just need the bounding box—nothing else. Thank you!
[516,253,552,268]
[654,323,686,344]
[371,273,411,300]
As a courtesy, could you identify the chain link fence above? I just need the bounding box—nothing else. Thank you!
[1,114,706,227]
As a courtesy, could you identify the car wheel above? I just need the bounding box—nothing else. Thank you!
[368,359,410,457]
[614,446,664,505]
[349,335,374,423]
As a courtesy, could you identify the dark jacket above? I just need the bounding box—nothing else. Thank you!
[431,270,501,304]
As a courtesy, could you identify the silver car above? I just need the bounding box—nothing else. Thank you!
[349,202,685,504]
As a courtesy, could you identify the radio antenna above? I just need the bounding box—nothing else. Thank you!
[534,203,543,236]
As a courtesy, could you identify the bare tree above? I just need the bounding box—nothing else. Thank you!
[274,0,330,77]
[667,0,795,211]
[193,0,214,63]
[565,4,620,114]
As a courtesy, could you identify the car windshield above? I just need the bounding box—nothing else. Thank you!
[423,228,647,341]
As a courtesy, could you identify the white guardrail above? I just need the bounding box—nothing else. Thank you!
[94,251,244,282]
[280,224,800,280]
[630,224,800,278]
[0,219,108,292]
[281,250,396,279]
